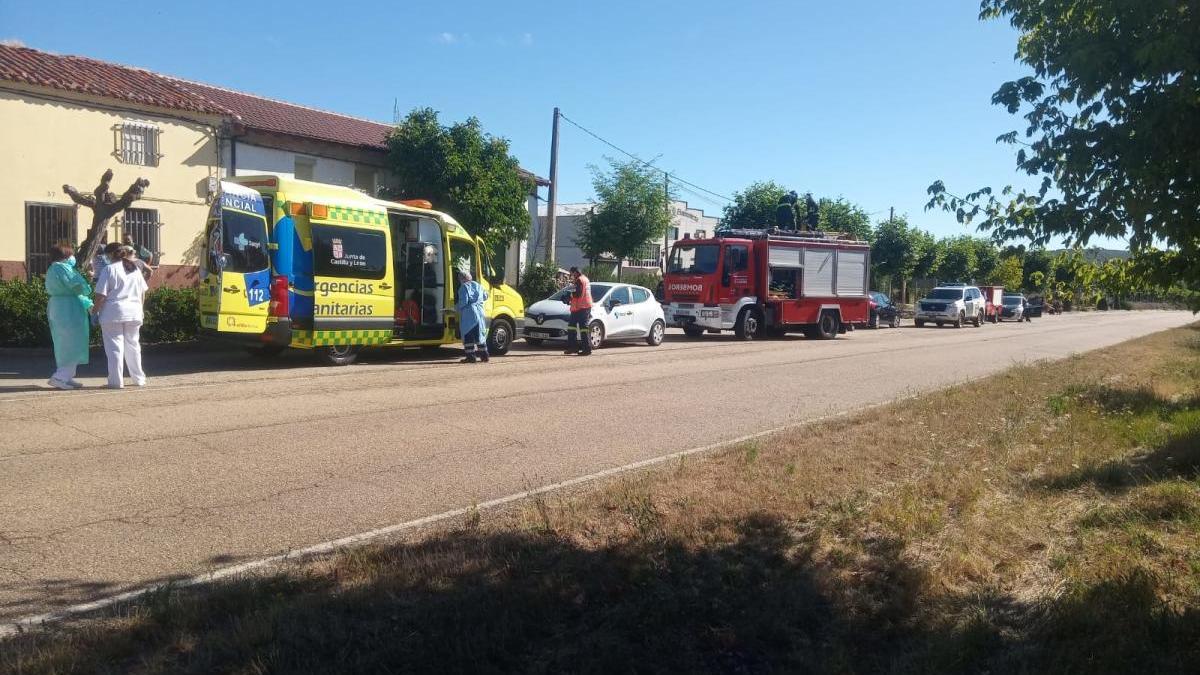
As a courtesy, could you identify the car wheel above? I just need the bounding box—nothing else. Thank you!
[915,319,925,328]
[318,344,359,366]
[954,311,965,328]
[973,311,983,327]
[890,314,901,328]
[525,337,544,347]
[486,317,514,355]
[683,325,704,338]
[816,311,839,340]
[734,307,761,340]
[589,321,605,350]
[245,345,286,358]
[868,311,880,329]
[646,320,665,346]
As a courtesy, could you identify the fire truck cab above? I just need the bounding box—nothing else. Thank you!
[663,228,871,340]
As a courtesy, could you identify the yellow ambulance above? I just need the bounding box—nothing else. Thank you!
[199,176,524,365]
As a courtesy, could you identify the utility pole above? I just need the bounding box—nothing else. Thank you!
[889,206,894,225]
[545,107,560,264]
[662,173,670,273]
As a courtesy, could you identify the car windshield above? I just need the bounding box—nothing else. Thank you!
[927,288,964,300]
[1002,296,1023,305]
[668,244,719,275]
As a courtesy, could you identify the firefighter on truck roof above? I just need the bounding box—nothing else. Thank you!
[563,266,594,356]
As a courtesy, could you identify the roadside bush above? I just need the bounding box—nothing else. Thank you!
[143,286,199,343]
[0,276,52,347]
[0,276,197,347]
[518,262,564,303]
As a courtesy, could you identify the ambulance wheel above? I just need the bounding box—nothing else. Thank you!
[646,320,665,346]
[589,321,605,349]
[734,307,761,340]
[683,326,705,338]
[487,317,514,355]
[246,345,285,358]
[816,311,839,340]
[318,344,359,366]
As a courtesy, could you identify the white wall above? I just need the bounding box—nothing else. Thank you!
[223,142,376,189]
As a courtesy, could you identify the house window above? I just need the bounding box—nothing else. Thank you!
[294,157,315,181]
[120,121,160,166]
[354,166,376,195]
[25,203,77,278]
[121,208,160,264]
[670,227,680,240]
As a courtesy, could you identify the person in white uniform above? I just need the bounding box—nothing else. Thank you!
[92,243,149,389]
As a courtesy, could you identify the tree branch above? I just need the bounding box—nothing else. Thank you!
[110,178,151,212]
[61,184,96,209]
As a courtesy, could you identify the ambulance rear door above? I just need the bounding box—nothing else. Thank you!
[199,181,272,335]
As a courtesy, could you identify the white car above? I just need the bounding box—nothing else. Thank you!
[522,282,667,349]
[914,285,987,328]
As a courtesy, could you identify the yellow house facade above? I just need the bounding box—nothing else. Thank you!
[0,83,223,285]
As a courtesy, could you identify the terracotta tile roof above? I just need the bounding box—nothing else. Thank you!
[176,80,392,150]
[0,44,225,115]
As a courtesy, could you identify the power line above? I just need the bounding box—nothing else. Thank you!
[557,112,734,204]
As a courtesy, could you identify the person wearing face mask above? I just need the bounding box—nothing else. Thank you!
[44,244,93,389]
[93,242,149,389]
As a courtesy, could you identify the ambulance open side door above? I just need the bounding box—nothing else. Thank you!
[199,181,272,335]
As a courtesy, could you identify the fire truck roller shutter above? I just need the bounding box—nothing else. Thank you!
[836,250,868,296]
[768,246,803,268]
[803,248,835,296]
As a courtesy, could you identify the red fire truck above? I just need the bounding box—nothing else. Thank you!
[663,228,871,340]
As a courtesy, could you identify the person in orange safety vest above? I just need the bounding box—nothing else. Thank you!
[564,266,593,355]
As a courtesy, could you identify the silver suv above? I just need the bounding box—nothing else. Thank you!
[915,285,987,328]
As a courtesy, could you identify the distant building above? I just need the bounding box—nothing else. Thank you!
[529,200,719,273]
[0,44,545,285]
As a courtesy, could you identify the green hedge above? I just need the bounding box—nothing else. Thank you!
[0,276,198,348]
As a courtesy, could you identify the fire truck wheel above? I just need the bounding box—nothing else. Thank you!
[589,321,605,349]
[646,320,665,346]
[318,344,360,366]
[683,326,705,338]
[817,311,839,340]
[734,307,761,340]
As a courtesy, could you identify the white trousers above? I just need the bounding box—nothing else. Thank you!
[101,320,146,388]
[51,363,77,382]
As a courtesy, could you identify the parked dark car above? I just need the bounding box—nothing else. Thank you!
[1025,300,1044,318]
[868,291,902,328]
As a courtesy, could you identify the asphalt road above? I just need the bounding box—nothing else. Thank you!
[0,310,1193,622]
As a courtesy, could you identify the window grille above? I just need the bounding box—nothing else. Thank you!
[121,208,161,263]
[120,121,160,166]
[25,203,77,278]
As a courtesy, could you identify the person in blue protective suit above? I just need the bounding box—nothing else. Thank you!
[44,244,93,389]
[451,267,489,363]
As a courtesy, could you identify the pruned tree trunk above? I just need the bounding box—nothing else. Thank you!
[63,169,151,279]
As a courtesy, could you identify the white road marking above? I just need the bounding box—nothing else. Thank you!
[0,397,909,638]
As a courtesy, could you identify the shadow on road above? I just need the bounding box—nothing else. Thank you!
[7,511,1199,673]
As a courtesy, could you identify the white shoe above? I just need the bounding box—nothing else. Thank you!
[47,378,73,390]
[106,383,124,390]
[133,380,147,388]
[66,379,84,389]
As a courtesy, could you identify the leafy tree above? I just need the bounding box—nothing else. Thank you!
[912,229,942,283]
[871,216,925,301]
[926,0,1200,300]
[938,236,978,284]
[577,158,673,280]
[1022,248,1056,292]
[990,254,1024,290]
[386,108,532,246]
[722,181,788,229]
[970,238,1000,283]
[818,198,873,242]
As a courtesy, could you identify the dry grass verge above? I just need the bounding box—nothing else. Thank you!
[5,326,1200,673]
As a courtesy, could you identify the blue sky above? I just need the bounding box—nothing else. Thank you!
[2,0,1054,241]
